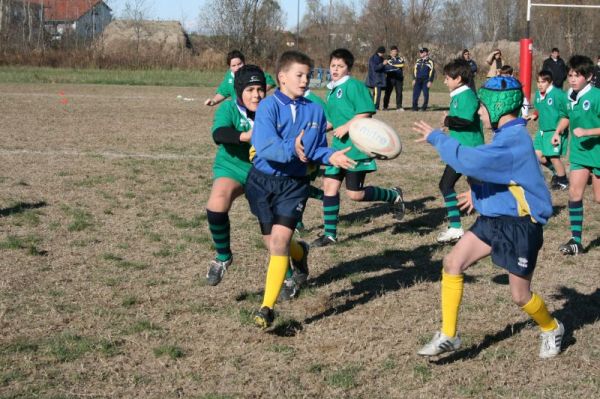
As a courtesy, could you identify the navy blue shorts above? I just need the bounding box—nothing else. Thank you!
[245,167,309,232]
[469,215,544,277]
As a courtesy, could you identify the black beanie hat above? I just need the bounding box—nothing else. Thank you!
[234,65,266,99]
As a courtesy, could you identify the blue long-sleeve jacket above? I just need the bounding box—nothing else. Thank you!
[366,53,387,88]
[427,118,553,224]
[413,57,435,81]
[251,89,334,177]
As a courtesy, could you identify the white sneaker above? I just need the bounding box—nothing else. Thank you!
[437,227,464,243]
[417,331,461,356]
[539,319,564,359]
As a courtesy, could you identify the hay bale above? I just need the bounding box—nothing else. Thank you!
[97,20,193,56]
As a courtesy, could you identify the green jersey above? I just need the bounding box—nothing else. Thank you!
[448,85,484,146]
[326,76,377,172]
[216,70,276,99]
[560,85,600,167]
[304,89,326,111]
[211,100,253,184]
[534,85,568,132]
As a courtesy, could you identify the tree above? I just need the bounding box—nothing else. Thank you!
[123,0,153,61]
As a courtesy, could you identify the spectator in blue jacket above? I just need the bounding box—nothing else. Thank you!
[366,46,388,110]
[412,47,435,111]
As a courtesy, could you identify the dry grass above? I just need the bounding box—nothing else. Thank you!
[0,82,599,398]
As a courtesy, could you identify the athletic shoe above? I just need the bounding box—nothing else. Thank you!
[397,107,405,112]
[391,187,406,220]
[206,256,233,286]
[437,227,464,243]
[417,331,461,356]
[278,277,299,301]
[551,180,568,191]
[559,239,584,255]
[539,319,564,359]
[311,234,336,247]
[254,306,274,329]
[550,174,557,187]
[290,240,310,286]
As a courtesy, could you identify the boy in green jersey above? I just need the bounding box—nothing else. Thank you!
[551,56,600,255]
[311,48,405,247]
[204,50,276,107]
[436,59,484,243]
[527,70,569,190]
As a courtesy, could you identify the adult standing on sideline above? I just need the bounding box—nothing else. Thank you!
[542,48,567,89]
[593,55,600,89]
[485,49,504,78]
[366,46,388,110]
[383,46,406,111]
[412,47,435,111]
[462,49,478,91]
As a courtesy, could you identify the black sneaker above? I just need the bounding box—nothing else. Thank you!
[206,256,233,286]
[391,187,406,220]
[278,278,299,301]
[291,240,309,285]
[311,234,336,247]
[552,180,569,191]
[254,306,274,329]
[559,239,584,255]
[550,174,558,187]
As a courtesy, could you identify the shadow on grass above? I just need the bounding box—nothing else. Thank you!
[432,286,600,364]
[552,204,566,216]
[304,243,476,325]
[584,235,600,252]
[0,201,47,217]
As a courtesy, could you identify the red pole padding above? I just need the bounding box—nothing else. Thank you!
[519,38,533,101]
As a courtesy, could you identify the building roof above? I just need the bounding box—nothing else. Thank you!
[28,0,110,22]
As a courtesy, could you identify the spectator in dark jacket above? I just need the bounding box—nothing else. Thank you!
[383,45,406,111]
[366,46,388,110]
[462,49,478,91]
[412,47,435,111]
[592,55,600,89]
[542,48,567,89]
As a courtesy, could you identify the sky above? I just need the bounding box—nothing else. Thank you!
[107,0,309,32]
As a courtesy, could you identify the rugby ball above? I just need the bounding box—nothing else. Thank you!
[349,118,402,160]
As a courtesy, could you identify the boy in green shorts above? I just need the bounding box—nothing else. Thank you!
[204,50,276,107]
[414,76,564,359]
[436,58,484,243]
[551,55,600,255]
[311,48,405,247]
[528,70,569,190]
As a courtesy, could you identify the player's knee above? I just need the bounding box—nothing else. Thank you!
[345,190,363,201]
[510,291,531,307]
[442,253,463,274]
[269,235,289,255]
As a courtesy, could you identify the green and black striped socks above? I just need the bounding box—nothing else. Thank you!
[568,200,583,244]
[206,209,232,262]
[444,192,462,229]
[361,186,398,203]
[323,194,340,239]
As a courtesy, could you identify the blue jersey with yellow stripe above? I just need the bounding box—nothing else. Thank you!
[427,118,552,224]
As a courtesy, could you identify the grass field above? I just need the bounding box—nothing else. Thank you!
[0,80,599,399]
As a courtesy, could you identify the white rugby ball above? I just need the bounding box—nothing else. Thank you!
[348,118,402,160]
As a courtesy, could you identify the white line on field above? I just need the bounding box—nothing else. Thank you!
[0,148,208,160]
[0,92,174,100]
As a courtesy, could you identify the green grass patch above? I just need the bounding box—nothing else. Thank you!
[102,253,148,270]
[153,345,185,360]
[121,296,139,308]
[168,213,204,229]
[72,175,116,188]
[412,363,432,383]
[127,319,162,335]
[1,337,40,355]
[0,66,223,87]
[47,333,95,362]
[326,364,361,389]
[0,234,44,255]
[64,208,94,232]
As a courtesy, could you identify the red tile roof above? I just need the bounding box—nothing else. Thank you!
[28,0,109,22]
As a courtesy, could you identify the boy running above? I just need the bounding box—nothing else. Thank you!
[436,58,484,243]
[528,70,569,190]
[413,76,564,359]
[312,48,405,248]
[247,51,355,328]
[552,55,600,255]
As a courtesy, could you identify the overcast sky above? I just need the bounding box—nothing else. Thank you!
[107,0,311,32]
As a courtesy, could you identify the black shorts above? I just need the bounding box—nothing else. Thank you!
[470,215,544,277]
[325,170,369,191]
[245,167,309,233]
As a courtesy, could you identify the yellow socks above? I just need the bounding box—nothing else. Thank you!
[522,293,558,332]
[289,239,304,262]
[441,271,464,338]
[261,255,289,309]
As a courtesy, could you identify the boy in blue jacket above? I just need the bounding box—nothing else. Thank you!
[413,76,564,359]
[247,50,355,328]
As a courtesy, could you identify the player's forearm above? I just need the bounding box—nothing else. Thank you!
[554,118,569,134]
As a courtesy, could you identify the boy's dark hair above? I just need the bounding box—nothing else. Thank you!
[551,47,559,53]
[275,51,314,82]
[462,49,470,56]
[500,65,514,76]
[330,48,354,71]
[567,55,594,78]
[390,45,398,51]
[227,50,245,66]
[537,70,553,83]
[443,58,472,84]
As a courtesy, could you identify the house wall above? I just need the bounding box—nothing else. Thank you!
[74,2,111,40]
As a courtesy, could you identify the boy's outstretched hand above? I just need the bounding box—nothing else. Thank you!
[413,120,436,143]
[457,190,474,214]
[329,147,357,169]
[295,130,308,162]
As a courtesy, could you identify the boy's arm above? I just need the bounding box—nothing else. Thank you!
[251,103,298,163]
